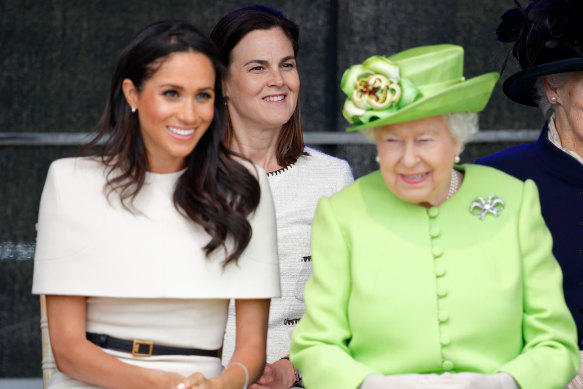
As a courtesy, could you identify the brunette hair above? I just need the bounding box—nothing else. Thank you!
[83,20,260,265]
[210,5,305,167]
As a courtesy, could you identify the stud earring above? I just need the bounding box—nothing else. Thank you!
[454,155,460,164]
[551,96,557,103]
[375,155,380,163]
[131,106,137,113]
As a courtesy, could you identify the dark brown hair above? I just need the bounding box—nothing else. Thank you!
[83,20,260,265]
[210,5,305,167]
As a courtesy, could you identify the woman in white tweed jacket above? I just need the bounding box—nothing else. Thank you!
[211,5,353,389]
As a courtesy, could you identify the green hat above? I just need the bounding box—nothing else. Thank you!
[341,44,500,132]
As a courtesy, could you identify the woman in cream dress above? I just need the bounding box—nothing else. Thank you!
[33,20,280,389]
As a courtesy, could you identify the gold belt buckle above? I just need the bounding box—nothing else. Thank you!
[132,340,153,357]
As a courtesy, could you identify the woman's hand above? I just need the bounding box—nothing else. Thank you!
[176,373,222,389]
[249,359,296,389]
[145,370,190,388]
[360,373,461,389]
[450,372,519,389]
[359,372,519,389]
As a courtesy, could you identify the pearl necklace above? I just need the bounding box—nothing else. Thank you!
[446,169,459,200]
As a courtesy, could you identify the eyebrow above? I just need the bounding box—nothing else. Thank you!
[243,59,268,67]
[243,56,296,67]
[160,83,214,91]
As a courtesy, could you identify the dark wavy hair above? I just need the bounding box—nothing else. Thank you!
[83,20,260,265]
[210,5,306,168]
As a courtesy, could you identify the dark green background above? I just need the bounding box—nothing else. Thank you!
[0,0,541,377]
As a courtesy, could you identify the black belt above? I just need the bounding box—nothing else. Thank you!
[86,332,220,358]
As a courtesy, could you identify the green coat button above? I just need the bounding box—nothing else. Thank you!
[438,312,449,322]
[440,335,451,345]
[432,247,443,257]
[428,207,439,217]
[437,286,448,297]
[435,265,446,277]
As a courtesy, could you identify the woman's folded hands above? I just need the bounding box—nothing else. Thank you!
[360,372,519,389]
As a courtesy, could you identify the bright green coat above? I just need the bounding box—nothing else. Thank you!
[290,164,579,389]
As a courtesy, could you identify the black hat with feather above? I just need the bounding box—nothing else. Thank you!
[497,0,583,106]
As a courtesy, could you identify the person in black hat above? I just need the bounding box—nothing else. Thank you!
[476,2,583,387]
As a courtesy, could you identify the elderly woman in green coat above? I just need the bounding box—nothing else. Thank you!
[290,44,579,389]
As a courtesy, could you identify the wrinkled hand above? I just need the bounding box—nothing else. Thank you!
[450,372,519,389]
[360,372,519,389]
[360,373,462,389]
[249,359,295,389]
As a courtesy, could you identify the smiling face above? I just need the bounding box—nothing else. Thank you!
[375,115,461,206]
[122,51,216,173]
[224,27,299,133]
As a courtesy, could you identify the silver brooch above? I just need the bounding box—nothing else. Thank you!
[470,195,505,220]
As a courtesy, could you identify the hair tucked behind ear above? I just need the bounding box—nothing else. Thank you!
[82,19,260,265]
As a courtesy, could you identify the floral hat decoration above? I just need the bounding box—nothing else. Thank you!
[496,0,583,106]
[341,44,499,131]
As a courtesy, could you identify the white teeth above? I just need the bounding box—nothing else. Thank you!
[168,126,194,136]
[263,95,285,102]
[404,173,426,180]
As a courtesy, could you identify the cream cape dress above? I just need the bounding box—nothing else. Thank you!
[32,157,281,388]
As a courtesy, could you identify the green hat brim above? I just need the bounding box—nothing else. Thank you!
[346,72,499,132]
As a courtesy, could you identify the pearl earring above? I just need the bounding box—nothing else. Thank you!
[551,96,557,103]
[131,106,137,113]
[375,155,380,163]
[455,155,460,164]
